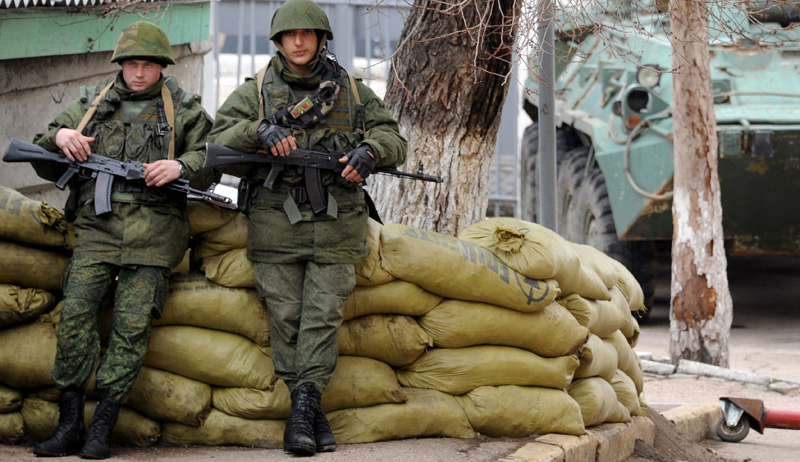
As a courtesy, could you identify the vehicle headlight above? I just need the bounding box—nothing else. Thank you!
[636,65,662,88]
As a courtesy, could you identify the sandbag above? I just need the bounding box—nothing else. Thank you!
[355,217,395,286]
[574,334,618,381]
[0,320,56,388]
[213,356,407,419]
[557,293,626,338]
[569,242,619,290]
[126,367,212,427]
[338,314,432,366]
[328,387,476,443]
[194,212,248,259]
[0,283,57,329]
[398,346,579,395]
[344,279,441,320]
[417,299,589,358]
[0,384,22,413]
[0,240,69,291]
[456,385,585,437]
[459,217,610,300]
[162,409,283,448]
[155,272,269,347]
[187,200,238,236]
[567,377,631,427]
[144,326,275,390]
[380,224,559,313]
[610,369,641,415]
[613,259,645,312]
[604,329,644,394]
[22,398,160,447]
[0,185,69,248]
[0,412,25,443]
[202,248,255,288]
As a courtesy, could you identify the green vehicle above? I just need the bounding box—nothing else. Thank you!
[520,2,800,310]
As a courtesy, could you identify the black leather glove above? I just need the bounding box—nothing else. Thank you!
[346,145,376,180]
[257,122,290,149]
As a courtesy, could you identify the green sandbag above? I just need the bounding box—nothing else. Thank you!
[0,384,22,413]
[0,320,56,388]
[162,409,283,448]
[125,367,212,427]
[338,314,432,366]
[0,283,56,329]
[155,272,269,346]
[187,200,238,236]
[0,240,69,291]
[195,212,248,259]
[609,369,641,415]
[459,217,610,300]
[22,398,160,447]
[456,385,585,437]
[380,224,559,313]
[213,356,407,419]
[0,412,25,443]
[328,387,476,443]
[398,346,580,395]
[604,329,644,394]
[417,299,589,358]
[557,293,626,338]
[574,334,618,381]
[355,217,395,286]
[567,377,631,427]
[144,326,275,390]
[202,248,255,288]
[0,185,69,248]
[344,279,441,320]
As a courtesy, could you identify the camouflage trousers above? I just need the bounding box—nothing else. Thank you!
[52,256,170,402]
[253,261,356,394]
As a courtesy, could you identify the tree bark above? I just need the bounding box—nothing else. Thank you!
[372,0,520,236]
[668,0,733,366]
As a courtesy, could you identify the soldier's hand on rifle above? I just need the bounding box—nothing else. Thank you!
[340,144,375,183]
[55,128,94,162]
[143,159,182,187]
[257,122,296,157]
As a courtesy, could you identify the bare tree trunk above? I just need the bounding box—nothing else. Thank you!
[668,0,733,366]
[372,0,520,236]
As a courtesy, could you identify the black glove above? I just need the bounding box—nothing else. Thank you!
[346,145,376,180]
[257,122,290,149]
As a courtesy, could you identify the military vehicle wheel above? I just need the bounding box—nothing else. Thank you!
[557,146,590,243]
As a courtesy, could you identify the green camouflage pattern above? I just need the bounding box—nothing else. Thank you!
[111,21,176,65]
[269,0,334,41]
[253,261,355,393]
[52,257,170,402]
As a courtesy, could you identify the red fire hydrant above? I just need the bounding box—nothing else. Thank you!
[717,397,800,442]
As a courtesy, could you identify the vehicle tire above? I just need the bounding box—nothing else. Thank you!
[716,415,750,443]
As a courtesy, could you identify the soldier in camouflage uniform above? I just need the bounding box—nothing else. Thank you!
[207,0,406,455]
[29,21,215,460]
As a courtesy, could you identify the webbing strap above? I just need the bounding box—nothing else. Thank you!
[76,81,114,134]
[160,84,176,160]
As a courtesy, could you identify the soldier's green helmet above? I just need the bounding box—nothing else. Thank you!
[268,0,334,42]
[110,21,176,66]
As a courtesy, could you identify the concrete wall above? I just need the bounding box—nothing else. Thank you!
[0,41,211,209]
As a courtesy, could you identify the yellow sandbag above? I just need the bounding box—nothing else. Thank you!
[574,334,618,381]
[569,242,619,290]
[557,293,626,338]
[155,272,269,347]
[125,367,212,427]
[328,387,476,443]
[0,283,57,329]
[22,398,160,447]
[0,240,69,291]
[456,385,585,437]
[417,299,589,358]
[144,326,275,390]
[0,185,69,248]
[0,384,22,413]
[0,412,25,443]
[567,377,631,427]
[613,259,645,312]
[194,212,248,259]
[355,217,395,286]
[187,200,238,236]
[459,217,610,300]
[609,369,641,415]
[0,321,56,388]
[344,279,441,320]
[380,224,559,313]
[162,409,283,448]
[612,285,641,347]
[202,248,255,288]
[214,356,408,419]
[398,346,579,395]
[604,330,644,394]
[338,315,432,366]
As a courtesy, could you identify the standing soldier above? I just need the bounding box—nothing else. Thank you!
[29,21,215,459]
[207,0,407,455]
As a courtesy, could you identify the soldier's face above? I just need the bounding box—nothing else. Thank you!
[121,60,164,91]
[280,29,319,75]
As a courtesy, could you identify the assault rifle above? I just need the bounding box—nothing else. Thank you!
[3,139,233,215]
[204,142,442,214]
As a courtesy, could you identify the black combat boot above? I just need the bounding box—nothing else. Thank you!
[33,388,86,457]
[283,383,317,456]
[79,397,120,460]
[310,388,337,453]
